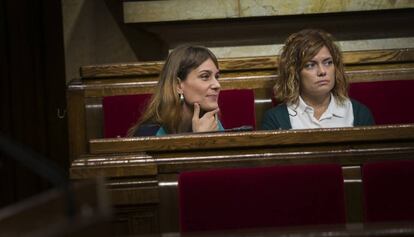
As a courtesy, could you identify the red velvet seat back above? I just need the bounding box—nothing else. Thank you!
[362,160,414,222]
[349,80,414,125]
[102,94,152,138]
[218,89,256,129]
[102,89,256,138]
[178,164,346,233]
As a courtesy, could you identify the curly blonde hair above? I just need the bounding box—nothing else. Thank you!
[274,29,348,105]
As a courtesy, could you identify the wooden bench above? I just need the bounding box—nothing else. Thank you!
[67,48,414,161]
[70,124,414,235]
[67,48,414,235]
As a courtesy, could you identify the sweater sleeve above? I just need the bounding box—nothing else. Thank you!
[351,99,375,126]
[261,108,281,130]
[134,123,161,136]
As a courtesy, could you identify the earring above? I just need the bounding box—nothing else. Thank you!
[179,93,184,102]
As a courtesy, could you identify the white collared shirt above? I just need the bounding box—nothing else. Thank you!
[287,94,354,129]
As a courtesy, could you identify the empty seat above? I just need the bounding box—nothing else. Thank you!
[102,94,152,138]
[362,160,414,222]
[349,80,414,125]
[178,163,346,232]
[218,89,256,129]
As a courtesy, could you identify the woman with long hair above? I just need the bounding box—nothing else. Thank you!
[128,45,223,136]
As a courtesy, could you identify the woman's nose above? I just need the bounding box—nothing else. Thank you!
[317,64,327,76]
[211,77,221,89]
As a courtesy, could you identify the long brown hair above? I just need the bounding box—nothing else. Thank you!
[275,29,348,105]
[127,45,219,136]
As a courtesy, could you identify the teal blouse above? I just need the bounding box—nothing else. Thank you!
[156,120,225,136]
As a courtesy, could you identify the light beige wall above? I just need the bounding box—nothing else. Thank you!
[123,0,414,58]
[62,0,414,84]
[210,37,414,58]
[62,0,138,83]
[124,0,414,22]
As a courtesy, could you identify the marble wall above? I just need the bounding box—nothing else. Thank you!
[211,37,414,58]
[124,0,414,22]
[62,0,414,83]
[62,0,137,83]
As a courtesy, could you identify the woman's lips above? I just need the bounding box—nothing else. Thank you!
[317,80,330,85]
[207,94,218,100]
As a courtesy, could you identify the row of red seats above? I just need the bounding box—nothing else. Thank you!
[179,160,414,232]
[103,80,414,138]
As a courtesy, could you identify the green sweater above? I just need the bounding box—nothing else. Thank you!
[261,99,375,130]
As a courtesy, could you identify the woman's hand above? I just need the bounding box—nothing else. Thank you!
[192,103,219,133]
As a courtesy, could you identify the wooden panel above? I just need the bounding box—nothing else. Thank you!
[67,87,87,160]
[109,187,159,205]
[71,163,157,179]
[70,154,157,178]
[347,63,414,82]
[343,48,414,65]
[113,204,159,235]
[79,48,414,78]
[89,124,414,154]
[342,166,363,223]
[81,61,164,78]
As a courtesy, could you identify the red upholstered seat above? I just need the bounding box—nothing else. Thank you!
[178,164,346,232]
[102,89,256,138]
[218,89,256,129]
[362,160,414,222]
[102,94,152,138]
[349,80,414,125]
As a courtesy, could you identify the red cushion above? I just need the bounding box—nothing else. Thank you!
[218,89,256,129]
[102,94,152,138]
[103,89,256,137]
[349,80,414,125]
[362,160,414,222]
[178,164,346,232]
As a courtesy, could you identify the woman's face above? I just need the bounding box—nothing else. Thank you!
[299,46,335,99]
[178,58,221,112]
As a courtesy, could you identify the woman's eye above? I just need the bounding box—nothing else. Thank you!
[324,60,333,66]
[215,73,220,80]
[200,74,210,80]
[304,63,315,69]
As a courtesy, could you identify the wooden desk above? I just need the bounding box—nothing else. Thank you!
[70,124,414,235]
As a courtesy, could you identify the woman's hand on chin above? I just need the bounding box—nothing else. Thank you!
[192,103,219,133]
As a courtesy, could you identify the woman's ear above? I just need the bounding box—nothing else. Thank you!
[176,77,184,94]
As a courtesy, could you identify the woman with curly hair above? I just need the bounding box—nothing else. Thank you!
[262,29,374,130]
